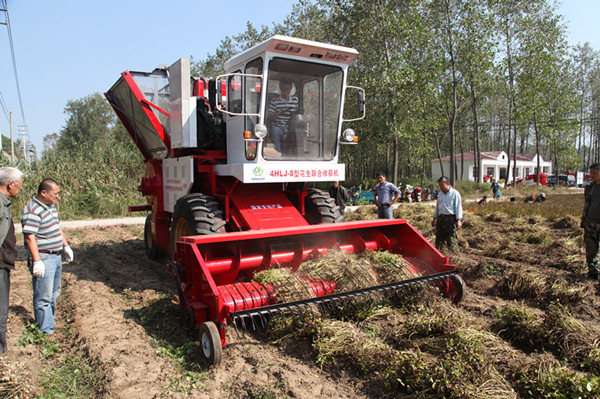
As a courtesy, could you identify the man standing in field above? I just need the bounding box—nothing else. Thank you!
[0,167,23,353]
[329,181,349,220]
[581,163,600,280]
[491,179,499,199]
[431,176,463,250]
[374,172,401,219]
[21,179,73,334]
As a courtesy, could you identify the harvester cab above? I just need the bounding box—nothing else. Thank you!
[105,35,464,366]
[212,35,363,178]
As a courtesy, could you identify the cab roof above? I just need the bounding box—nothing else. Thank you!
[224,35,359,72]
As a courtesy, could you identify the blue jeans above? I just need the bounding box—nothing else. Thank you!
[378,204,394,219]
[272,126,287,153]
[32,254,62,334]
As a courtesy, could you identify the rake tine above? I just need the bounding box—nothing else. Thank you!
[232,317,241,335]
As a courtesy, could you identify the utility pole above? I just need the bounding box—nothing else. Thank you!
[18,124,30,165]
[20,126,25,163]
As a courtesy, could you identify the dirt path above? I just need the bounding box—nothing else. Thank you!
[2,198,599,398]
[2,224,370,398]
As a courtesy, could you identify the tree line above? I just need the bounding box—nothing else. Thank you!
[28,0,600,195]
[194,0,600,187]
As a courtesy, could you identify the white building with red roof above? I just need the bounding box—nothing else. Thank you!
[431,151,552,182]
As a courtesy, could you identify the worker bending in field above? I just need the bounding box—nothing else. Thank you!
[0,167,23,353]
[374,172,401,219]
[431,176,463,250]
[21,179,73,334]
[581,163,600,280]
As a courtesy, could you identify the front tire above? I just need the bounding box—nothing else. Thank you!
[304,188,343,224]
[170,194,226,252]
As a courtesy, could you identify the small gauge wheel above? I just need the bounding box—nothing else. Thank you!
[198,322,222,365]
[446,274,466,303]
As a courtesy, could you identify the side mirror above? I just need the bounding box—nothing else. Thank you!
[215,73,262,116]
[343,86,366,122]
[358,90,365,114]
[216,79,226,111]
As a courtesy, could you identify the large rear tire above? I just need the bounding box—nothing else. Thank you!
[170,194,226,252]
[304,188,343,224]
[144,214,167,260]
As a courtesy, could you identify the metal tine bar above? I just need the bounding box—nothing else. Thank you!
[406,256,438,277]
[259,281,278,306]
[259,312,267,329]
[239,315,247,331]
[293,274,316,299]
[308,271,330,297]
[281,273,307,302]
[348,261,377,289]
[231,271,458,323]
[230,282,251,312]
[233,316,241,336]
[292,303,307,321]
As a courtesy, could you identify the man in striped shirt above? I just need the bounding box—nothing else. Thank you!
[267,79,298,153]
[21,179,73,334]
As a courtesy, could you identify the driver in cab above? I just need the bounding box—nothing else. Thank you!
[267,79,298,154]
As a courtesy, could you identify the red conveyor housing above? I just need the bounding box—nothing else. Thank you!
[172,219,462,346]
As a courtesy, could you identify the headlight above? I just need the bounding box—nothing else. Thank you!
[255,123,268,139]
[343,128,355,142]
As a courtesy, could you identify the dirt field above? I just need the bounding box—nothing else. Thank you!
[1,193,599,398]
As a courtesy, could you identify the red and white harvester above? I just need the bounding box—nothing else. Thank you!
[106,36,464,365]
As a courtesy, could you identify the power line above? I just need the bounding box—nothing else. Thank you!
[0,91,9,123]
[1,0,26,126]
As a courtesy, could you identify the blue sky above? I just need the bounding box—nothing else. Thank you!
[0,0,597,154]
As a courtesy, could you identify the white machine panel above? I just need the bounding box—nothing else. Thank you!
[168,58,197,148]
[163,157,194,212]
[214,162,345,183]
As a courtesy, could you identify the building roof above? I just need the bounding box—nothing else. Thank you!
[434,151,546,163]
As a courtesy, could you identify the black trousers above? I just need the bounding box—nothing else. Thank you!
[0,268,9,353]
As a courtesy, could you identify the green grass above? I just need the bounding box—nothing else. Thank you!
[475,193,583,219]
[37,354,106,399]
[517,356,600,399]
[18,323,62,358]
[3,142,144,220]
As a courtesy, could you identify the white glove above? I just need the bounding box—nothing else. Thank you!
[63,245,74,262]
[32,260,45,278]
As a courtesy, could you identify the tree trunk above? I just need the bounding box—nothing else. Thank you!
[434,131,445,178]
[459,125,464,180]
[513,121,517,187]
[471,84,481,183]
[393,136,399,186]
[534,115,540,187]
[506,121,512,189]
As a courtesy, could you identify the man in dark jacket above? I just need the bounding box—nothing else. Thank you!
[329,181,349,221]
[581,163,600,280]
[0,167,23,353]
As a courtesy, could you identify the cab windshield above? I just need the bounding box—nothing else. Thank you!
[263,58,343,161]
